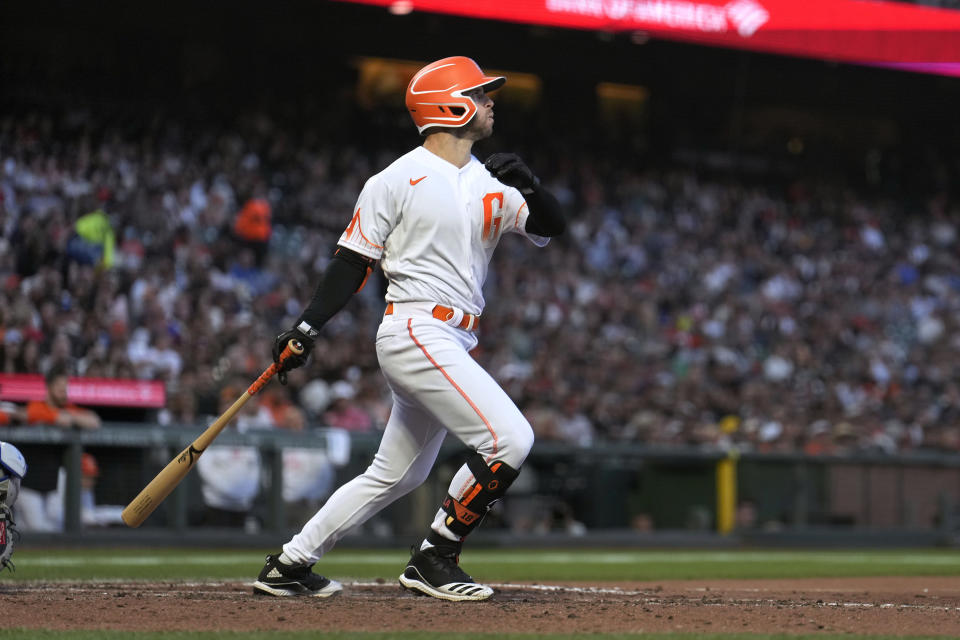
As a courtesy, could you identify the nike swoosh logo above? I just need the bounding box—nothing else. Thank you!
[409,176,427,186]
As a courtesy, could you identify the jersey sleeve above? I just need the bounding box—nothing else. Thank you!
[337,174,396,260]
[502,186,550,247]
[26,401,59,425]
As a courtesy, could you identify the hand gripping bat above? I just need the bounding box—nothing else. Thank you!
[120,339,304,527]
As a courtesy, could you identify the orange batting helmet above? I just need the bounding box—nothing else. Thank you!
[406,56,505,135]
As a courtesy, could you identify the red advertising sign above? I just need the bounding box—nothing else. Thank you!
[0,374,166,408]
[340,0,960,69]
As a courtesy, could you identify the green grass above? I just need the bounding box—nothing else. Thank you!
[0,633,953,640]
[5,548,960,582]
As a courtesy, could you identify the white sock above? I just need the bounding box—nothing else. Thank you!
[278,552,298,566]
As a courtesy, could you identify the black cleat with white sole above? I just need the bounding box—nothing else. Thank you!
[253,554,343,598]
[399,545,493,601]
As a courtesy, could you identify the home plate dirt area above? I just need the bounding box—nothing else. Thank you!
[2,577,959,635]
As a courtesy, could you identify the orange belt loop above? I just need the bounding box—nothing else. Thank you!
[432,305,480,331]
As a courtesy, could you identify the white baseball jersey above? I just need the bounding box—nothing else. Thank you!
[337,145,548,315]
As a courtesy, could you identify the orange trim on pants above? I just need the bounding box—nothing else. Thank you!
[406,319,498,455]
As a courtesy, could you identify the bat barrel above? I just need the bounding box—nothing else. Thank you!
[120,343,295,528]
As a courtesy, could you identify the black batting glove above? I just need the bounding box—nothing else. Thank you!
[484,153,541,194]
[272,323,316,385]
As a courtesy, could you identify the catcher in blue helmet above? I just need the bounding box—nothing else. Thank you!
[0,442,27,571]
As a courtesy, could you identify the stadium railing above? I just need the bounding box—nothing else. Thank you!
[3,424,958,543]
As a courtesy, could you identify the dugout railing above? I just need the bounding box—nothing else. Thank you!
[4,424,959,543]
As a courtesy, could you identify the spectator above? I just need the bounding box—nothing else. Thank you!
[25,365,101,431]
[321,381,373,433]
[802,420,835,456]
[14,364,101,531]
[555,396,596,447]
[158,387,200,427]
[261,386,308,432]
[233,197,272,267]
[235,393,277,433]
[66,204,115,271]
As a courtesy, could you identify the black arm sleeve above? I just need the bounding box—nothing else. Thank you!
[523,186,567,237]
[297,247,373,330]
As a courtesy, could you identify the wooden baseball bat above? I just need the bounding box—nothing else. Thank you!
[121,339,304,528]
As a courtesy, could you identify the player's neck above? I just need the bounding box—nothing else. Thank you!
[422,133,474,169]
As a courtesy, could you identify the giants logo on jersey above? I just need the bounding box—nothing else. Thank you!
[481,192,504,241]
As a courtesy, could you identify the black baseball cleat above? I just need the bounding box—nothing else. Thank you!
[398,545,493,601]
[252,554,343,598]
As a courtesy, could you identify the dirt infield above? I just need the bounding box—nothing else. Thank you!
[2,577,959,635]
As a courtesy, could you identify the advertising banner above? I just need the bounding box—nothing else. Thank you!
[341,0,960,68]
[0,374,166,408]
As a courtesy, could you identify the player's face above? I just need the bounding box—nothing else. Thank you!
[48,375,69,407]
[460,88,494,140]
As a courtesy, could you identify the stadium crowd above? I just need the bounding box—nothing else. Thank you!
[1,106,959,458]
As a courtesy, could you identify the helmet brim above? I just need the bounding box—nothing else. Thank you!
[465,76,506,94]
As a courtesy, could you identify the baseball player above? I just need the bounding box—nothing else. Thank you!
[0,442,28,571]
[253,56,566,601]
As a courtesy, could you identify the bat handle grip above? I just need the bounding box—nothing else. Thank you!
[247,338,306,396]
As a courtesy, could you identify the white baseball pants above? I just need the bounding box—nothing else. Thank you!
[283,304,534,564]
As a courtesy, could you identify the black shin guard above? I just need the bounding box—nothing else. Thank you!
[441,454,520,537]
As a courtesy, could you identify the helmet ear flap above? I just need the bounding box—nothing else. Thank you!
[405,57,504,134]
[408,99,478,135]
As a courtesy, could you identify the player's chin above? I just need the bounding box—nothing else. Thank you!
[458,116,493,141]
[464,127,492,142]
[477,120,495,139]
